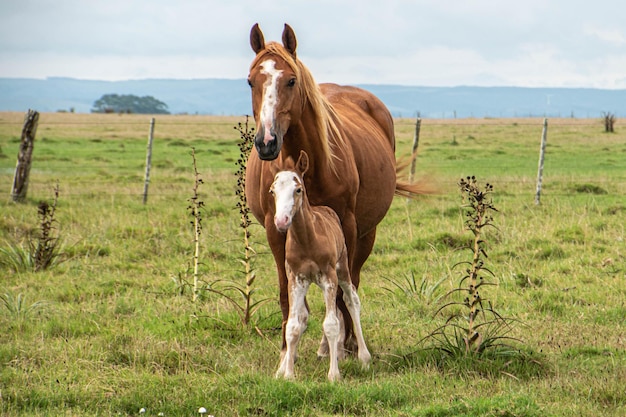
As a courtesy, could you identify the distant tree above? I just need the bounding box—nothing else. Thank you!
[91,94,170,114]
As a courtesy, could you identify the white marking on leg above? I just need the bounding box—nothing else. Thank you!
[259,59,283,145]
[339,280,371,366]
[320,275,341,381]
[276,274,309,379]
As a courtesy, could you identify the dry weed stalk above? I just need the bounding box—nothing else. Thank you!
[187,147,204,302]
[33,182,62,272]
[234,116,258,325]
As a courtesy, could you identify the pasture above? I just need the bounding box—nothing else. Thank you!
[0,111,625,416]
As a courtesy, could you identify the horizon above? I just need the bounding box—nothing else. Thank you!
[1,77,624,118]
[2,76,626,92]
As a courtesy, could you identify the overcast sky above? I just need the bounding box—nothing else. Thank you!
[1,0,625,88]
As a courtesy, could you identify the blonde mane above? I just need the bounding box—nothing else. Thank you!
[251,42,344,175]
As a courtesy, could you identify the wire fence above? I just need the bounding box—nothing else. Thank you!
[1,115,625,201]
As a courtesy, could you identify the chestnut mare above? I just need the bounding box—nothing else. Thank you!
[270,151,370,381]
[245,23,426,357]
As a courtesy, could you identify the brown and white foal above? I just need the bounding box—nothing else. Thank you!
[270,151,371,381]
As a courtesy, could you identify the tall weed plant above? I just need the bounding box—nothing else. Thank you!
[176,117,269,327]
[427,176,520,356]
[0,183,64,272]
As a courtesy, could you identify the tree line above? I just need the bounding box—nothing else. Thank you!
[92,94,170,114]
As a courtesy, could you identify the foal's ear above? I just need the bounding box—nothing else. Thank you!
[296,150,309,177]
[282,23,297,57]
[250,23,265,54]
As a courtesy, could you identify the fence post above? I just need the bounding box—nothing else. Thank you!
[11,109,40,202]
[535,118,548,205]
[143,117,156,204]
[409,117,422,183]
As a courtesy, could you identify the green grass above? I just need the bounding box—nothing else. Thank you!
[0,112,625,416]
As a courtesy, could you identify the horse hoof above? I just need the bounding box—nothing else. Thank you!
[359,351,372,366]
[275,370,295,380]
[327,372,341,382]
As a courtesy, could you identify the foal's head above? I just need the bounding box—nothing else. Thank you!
[270,151,310,233]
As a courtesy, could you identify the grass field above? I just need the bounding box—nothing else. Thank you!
[0,111,625,416]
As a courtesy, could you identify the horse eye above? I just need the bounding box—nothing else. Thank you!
[247,79,253,88]
[287,78,296,87]
[295,188,302,194]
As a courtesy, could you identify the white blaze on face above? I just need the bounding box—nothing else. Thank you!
[260,59,283,145]
[272,171,301,232]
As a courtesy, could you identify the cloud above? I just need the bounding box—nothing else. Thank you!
[583,24,626,46]
[1,0,625,88]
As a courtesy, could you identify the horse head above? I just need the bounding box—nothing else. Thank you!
[248,23,303,160]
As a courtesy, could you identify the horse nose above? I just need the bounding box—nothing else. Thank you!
[255,128,280,160]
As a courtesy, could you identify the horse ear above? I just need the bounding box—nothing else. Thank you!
[296,150,309,177]
[250,23,265,54]
[282,24,297,57]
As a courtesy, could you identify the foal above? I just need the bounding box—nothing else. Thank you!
[270,151,371,382]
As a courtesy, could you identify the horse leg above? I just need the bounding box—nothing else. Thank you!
[276,273,309,380]
[334,211,359,355]
[265,215,289,354]
[351,227,377,290]
[321,272,341,382]
[339,227,376,357]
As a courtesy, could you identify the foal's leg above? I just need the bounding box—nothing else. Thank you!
[316,308,345,360]
[276,273,310,380]
[320,272,341,382]
[339,227,377,356]
[337,250,371,367]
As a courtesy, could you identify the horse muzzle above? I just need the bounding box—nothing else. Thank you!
[254,127,282,160]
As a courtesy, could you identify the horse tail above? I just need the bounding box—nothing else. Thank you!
[394,154,438,198]
[395,178,436,198]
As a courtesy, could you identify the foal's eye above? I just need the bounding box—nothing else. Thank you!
[287,78,296,87]
[247,79,253,88]
[295,188,302,194]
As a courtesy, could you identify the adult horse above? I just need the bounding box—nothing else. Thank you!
[245,23,426,356]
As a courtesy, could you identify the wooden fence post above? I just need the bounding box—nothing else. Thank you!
[535,118,548,205]
[142,117,156,204]
[11,109,40,202]
[409,117,422,183]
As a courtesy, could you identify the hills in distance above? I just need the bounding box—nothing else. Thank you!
[0,77,624,118]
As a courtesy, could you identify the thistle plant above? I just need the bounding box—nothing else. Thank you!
[428,176,518,355]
